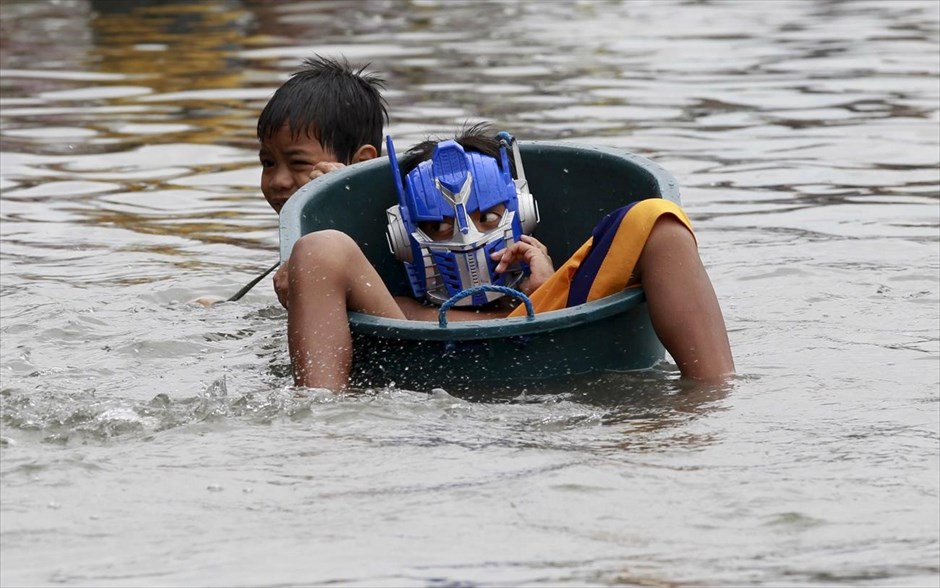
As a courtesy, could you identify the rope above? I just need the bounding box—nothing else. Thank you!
[438,285,535,327]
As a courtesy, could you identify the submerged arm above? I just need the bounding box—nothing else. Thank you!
[635,216,734,382]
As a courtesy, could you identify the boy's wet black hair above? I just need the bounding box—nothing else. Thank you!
[399,122,517,177]
[257,55,389,163]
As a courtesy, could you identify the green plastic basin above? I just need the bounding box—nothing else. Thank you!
[279,141,681,392]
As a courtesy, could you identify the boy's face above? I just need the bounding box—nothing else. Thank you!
[418,204,506,241]
[259,123,339,213]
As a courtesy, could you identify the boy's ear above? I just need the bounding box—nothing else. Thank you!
[351,144,378,163]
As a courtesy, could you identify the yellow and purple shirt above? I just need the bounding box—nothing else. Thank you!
[508,198,694,317]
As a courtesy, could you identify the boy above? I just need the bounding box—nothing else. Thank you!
[257,55,389,306]
[285,126,734,389]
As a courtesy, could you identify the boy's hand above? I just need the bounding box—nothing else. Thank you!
[273,264,290,308]
[309,161,346,181]
[490,235,554,295]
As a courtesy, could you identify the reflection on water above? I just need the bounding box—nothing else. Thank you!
[1,0,938,586]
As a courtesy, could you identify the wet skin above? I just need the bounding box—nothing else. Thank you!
[259,123,377,214]
[259,123,376,305]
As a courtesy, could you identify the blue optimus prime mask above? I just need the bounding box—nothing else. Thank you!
[385,133,539,307]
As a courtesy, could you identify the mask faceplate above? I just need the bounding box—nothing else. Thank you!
[386,136,538,306]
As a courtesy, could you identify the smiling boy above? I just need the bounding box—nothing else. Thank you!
[256,55,389,304]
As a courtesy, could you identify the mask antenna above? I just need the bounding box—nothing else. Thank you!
[497,131,529,195]
[386,135,407,206]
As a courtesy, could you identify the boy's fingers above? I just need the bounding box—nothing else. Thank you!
[519,234,549,256]
[490,245,515,273]
[273,265,290,308]
[492,241,548,274]
[309,161,346,180]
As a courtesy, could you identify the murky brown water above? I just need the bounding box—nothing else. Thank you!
[1,1,938,586]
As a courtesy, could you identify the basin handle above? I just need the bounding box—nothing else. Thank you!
[438,285,535,327]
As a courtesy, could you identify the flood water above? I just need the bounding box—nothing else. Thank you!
[1,0,938,586]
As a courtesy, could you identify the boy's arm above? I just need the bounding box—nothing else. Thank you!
[636,216,734,382]
[274,162,353,308]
